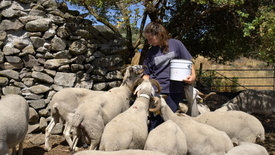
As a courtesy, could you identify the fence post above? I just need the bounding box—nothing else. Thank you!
[198,63,203,82]
[273,66,275,90]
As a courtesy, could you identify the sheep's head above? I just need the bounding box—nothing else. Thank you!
[132,79,161,97]
[149,96,161,114]
[121,65,144,87]
[132,79,162,113]
[149,94,167,114]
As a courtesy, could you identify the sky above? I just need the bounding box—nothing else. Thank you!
[66,2,150,28]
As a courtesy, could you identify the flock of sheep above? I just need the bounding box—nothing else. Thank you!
[0,65,271,155]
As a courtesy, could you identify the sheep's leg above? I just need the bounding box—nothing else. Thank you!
[64,122,74,150]
[18,142,23,155]
[72,136,79,151]
[45,118,56,151]
[89,141,99,150]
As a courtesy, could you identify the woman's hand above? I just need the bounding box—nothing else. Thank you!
[183,65,196,84]
[183,75,196,84]
[143,74,150,80]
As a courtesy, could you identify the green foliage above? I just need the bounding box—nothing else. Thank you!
[192,0,244,6]
[247,6,274,64]
[165,0,274,64]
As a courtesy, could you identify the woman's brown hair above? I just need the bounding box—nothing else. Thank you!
[144,22,170,53]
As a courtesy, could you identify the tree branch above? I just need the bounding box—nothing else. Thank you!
[134,10,148,49]
[82,1,121,36]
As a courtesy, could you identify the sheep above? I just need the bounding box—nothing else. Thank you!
[226,142,268,155]
[64,65,144,151]
[215,89,275,115]
[144,120,188,155]
[99,78,161,151]
[178,87,214,115]
[73,149,167,155]
[193,110,265,144]
[45,87,103,151]
[183,85,200,116]
[0,94,29,155]
[156,95,233,155]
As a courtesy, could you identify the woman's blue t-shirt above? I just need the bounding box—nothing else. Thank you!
[143,39,192,93]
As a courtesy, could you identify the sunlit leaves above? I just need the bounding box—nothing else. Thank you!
[239,5,275,63]
[191,0,244,6]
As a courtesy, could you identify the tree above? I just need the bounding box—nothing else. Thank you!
[165,0,274,64]
[61,0,274,65]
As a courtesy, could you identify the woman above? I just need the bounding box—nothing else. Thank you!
[142,22,197,130]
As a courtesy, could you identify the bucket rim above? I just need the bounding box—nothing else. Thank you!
[170,59,192,63]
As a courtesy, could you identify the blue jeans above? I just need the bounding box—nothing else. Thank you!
[148,93,184,131]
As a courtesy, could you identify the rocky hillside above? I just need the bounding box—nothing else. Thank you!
[0,0,128,134]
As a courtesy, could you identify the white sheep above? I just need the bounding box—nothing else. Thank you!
[64,65,144,151]
[215,89,275,115]
[99,79,161,151]
[194,110,265,144]
[0,94,29,155]
[183,85,200,116]
[73,149,167,155]
[226,142,269,155]
[178,87,214,115]
[144,120,188,155]
[45,88,103,151]
[157,95,233,155]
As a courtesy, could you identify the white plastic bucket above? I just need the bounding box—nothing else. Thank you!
[170,59,192,81]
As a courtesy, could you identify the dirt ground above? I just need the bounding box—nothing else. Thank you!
[23,135,71,155]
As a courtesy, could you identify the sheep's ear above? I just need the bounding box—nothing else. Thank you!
[137,68,144,76]
[160,94,168,99]
[232,137,239,146]
[134,85,141,95]
[131,78,144,92]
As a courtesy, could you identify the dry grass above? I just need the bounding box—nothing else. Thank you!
[194,56,274,91]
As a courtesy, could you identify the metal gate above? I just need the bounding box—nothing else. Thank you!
[197,63,275,92]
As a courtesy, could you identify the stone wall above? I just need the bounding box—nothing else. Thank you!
[0,0,127,133]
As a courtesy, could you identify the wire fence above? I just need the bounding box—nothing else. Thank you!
[197,63,275,92]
